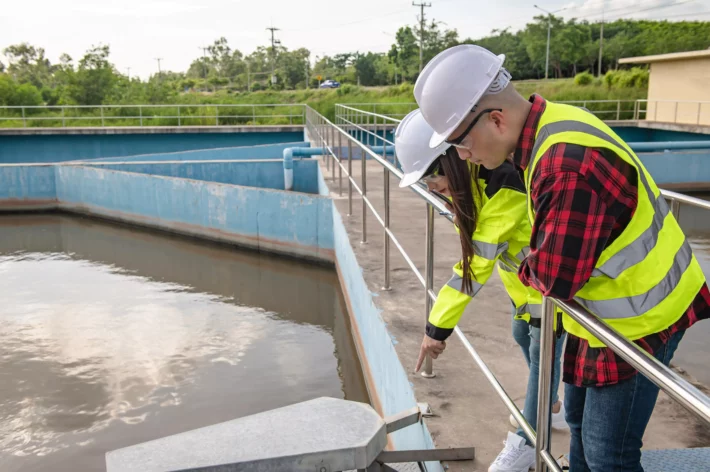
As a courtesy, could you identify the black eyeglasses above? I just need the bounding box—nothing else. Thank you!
[445,108,503,147]
[421,157,445,182]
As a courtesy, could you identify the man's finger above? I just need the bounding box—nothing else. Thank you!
[415,346,426,373]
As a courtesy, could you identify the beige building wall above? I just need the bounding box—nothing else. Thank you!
[645,57,710,125]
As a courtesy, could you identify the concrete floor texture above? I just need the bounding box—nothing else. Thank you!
[319,157,710,471]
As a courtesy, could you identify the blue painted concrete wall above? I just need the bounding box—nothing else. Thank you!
[0,132,304,163]
[331,206,442,471]
[88,159,320,194]
[613,126,710,143]
[54,165,333,261]
[90,141,310,163]
[0,165,56,208]
[639,150,710,187]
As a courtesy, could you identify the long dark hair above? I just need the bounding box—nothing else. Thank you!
[438,148,481,295]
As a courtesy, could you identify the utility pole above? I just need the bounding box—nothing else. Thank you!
[598,2,606,77]
[199,46,209,78]
[305,60,309,89]
[155,57,162,78]
[412,1,431,72]
[266,25,281,85]
[126,67,131,80]
[534,4,566,80]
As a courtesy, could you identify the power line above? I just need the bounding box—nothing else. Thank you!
[413,1,432,72]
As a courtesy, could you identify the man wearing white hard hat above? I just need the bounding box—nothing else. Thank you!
[396,108,568,472]
[413,44,709,472]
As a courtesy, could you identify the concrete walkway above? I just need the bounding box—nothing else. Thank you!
[320,157,710,471]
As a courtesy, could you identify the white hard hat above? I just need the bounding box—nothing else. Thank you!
[414,45,506,148]
[395,109,451,188]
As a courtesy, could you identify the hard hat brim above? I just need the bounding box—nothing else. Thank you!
[399,168,428,188]
[429,130,448,149]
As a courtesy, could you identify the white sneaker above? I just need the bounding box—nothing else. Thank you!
[509,402,569,431]
[488,431,536,472]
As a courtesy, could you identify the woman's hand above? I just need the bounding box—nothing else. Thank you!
[415,335,447,372]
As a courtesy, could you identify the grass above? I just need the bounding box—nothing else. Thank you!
[0,80,648,127]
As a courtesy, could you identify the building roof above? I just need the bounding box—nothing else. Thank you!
[620,49,710,64]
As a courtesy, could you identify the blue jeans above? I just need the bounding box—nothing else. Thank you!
[565,329,686,472]
[511,312,566,446]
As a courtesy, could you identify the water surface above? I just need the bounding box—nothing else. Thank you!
[0,214,368,472]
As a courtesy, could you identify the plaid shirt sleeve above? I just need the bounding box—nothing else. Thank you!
[518,144,635,300]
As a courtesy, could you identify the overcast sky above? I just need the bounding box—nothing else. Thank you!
[2,0,708,79]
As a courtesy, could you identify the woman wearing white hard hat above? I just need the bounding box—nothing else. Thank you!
[413,44,709,472]
[395,109,566,472]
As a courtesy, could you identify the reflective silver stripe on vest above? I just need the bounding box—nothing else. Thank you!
[499,247,529,270]
[498,260,517,273]
[579,239,694,319]
[517,302,542,319]
[592,195,669,278]
[529,118,693,319]
[447,273,483,296]
[472,239,509,260]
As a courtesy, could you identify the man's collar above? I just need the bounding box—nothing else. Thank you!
[512,94,547,171]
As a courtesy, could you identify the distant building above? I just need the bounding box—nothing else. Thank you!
[620,49,710,126]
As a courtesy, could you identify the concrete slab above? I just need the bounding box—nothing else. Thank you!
[106,397,387,472]
[320,157,710,471]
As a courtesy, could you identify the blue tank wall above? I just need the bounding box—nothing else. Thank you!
[89,159,319,194]
[90,141,310,163]
[0,132,304,163]
[639,151,710,188]
[612,126,710,143]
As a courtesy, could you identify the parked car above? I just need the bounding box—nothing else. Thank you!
[319,80,341,89]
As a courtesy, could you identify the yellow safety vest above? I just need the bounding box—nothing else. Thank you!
[426,161,544,340]
[524,101,706,347]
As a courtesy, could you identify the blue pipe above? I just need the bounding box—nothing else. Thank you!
[628,141,710,152]
[368,145,396,156]
[283,147,325,190]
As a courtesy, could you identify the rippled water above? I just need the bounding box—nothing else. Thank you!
[0,214,368,472]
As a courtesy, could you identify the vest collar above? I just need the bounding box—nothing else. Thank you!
[513,94,547,171]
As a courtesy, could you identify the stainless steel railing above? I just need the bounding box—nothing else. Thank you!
[315,104,710,472]
[0,104,307,127]
[338,99,710,126]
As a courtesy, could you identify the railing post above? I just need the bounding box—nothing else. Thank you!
[62,107,66,127]
[535,296,557,472]
[253,105,256,124]
[383,143,391,291]
[670,198,682,222]
[139,106,143,126]
[215,106,219,126]
[348,138,353,216]
[674,101,679,123]
[101,106,105,127]
[338,128,349,197]
[697,103,702,125]
[634,100,640,121]
[330,125,336,179]
[178,106,181,126]
[361,137,368,244]
[422,203,436,378]
[616,100,621,120]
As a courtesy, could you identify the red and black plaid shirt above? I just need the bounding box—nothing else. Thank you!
[515,94,710,387]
